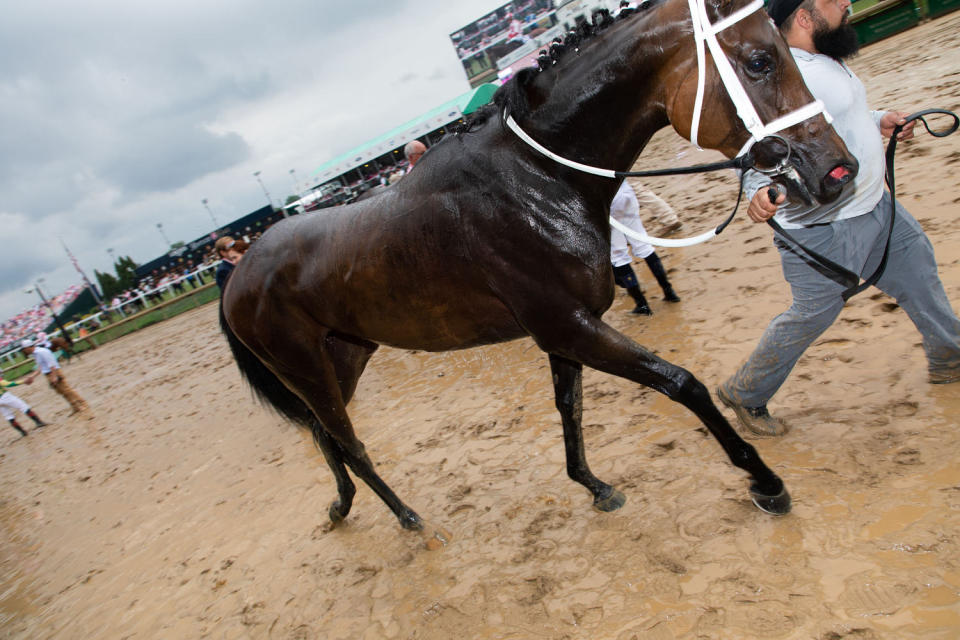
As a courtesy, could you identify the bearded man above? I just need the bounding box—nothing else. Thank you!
[717,0,960,437]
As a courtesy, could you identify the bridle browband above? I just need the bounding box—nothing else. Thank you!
[504,0,832,248]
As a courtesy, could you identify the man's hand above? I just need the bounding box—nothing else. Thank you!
[747,186,784,223]
[880,111,915,141]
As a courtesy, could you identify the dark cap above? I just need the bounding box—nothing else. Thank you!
[767,0,805,27]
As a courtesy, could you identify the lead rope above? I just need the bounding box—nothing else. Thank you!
[766,109,959,300]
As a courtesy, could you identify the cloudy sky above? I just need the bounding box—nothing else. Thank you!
[0,0,513,321]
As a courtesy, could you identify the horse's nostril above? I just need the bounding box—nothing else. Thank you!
[829,165,850,180]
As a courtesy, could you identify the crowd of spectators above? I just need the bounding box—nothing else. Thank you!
[2,231,272,357]
[0,286,84,350]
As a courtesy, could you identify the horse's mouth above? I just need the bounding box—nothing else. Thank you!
[775,167,815,206]
[778,162,855,206]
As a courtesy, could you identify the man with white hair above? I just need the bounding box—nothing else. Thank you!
[22,339,90,415]
[403,140,426,174]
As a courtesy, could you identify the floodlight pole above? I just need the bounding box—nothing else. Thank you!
[27,279,73,346]
[201,198,220,228]
[156,222,172,248]
[254,170,286,218]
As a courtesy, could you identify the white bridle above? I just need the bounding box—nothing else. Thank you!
[686,0,830,156]
[505,0,833,247]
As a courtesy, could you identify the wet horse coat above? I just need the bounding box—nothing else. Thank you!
[221,0,856,535]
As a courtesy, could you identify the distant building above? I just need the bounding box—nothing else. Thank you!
[448,0,623,88]
[292,83,498,215]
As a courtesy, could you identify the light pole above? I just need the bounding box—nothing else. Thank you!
[201,198,219,228]
[25,278,73,346]
[253,171,272,207]
[156,222,172,249]
[254,170,286,218]
[289,169,300,196]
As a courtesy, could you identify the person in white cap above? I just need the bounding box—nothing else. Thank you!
[22,339,90,415]
[0,375,48,436]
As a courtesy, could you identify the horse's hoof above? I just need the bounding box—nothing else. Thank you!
[749,482,791,515]
[328,501,348,525]
[399,510,425,532]
[593,488,626,512]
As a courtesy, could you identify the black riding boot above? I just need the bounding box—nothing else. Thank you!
[8,419,27,437]
[626,286,652,316]
[26,409,47,428]
[644,253,680,302]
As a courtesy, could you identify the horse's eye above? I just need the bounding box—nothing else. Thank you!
[746,53,774,75]
[747,52,773,75]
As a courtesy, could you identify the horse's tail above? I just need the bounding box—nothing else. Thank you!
[219,300,315,429]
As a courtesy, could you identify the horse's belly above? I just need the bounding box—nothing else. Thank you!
[335,294,527,352]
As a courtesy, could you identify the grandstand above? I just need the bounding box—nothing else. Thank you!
[289,83,499,214]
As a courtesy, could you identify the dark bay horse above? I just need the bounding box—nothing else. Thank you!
[221,0,857,536]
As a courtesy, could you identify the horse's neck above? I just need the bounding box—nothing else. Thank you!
[520,9,681,184]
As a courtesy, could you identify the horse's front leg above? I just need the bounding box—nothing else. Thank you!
[535,313,790,515]
[550,354,626,512]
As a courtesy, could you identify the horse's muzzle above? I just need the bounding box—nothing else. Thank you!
[819,159,858,203]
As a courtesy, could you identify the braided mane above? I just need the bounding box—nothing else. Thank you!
[462,4,657,131]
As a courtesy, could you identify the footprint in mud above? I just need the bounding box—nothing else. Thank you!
[583,423,605,435]
[839,578,915,617]
[840,317,872,328]
[523,507,572,538]
[647,439,676,458]
[889,400,919,417]
[510,538,559,564]
[414,435,443,451]
[893,447,922,466]
[470,420,504,439]
[350,564,380,585]
[513,574,556,606]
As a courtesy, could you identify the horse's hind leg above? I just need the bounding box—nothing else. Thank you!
[311,424,356,525]
[531,314,790,515]
[325,331,378,405]
[274,348,424,531]
[550,355,625,511]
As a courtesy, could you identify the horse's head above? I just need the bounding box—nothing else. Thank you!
[662,0,857,204]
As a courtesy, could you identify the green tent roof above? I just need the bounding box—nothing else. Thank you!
[310,83,497,181]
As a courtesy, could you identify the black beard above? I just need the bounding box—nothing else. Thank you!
[812,18,860,61]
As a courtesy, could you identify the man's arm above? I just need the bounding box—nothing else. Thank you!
[746,186,786,223]
[878,110,916,140]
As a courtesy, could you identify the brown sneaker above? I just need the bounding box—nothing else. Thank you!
[659,221,684,237]
[929,365,960,384]
[717,383,790,438]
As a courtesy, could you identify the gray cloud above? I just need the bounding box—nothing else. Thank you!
[0,0,507,322]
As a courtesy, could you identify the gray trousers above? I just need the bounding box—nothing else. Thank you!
[726,191,960,407]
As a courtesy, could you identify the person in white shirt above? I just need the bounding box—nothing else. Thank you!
[22,339,90,415]
[0,376,48,436]
[718,0,960,438]
[610,180,681,316]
